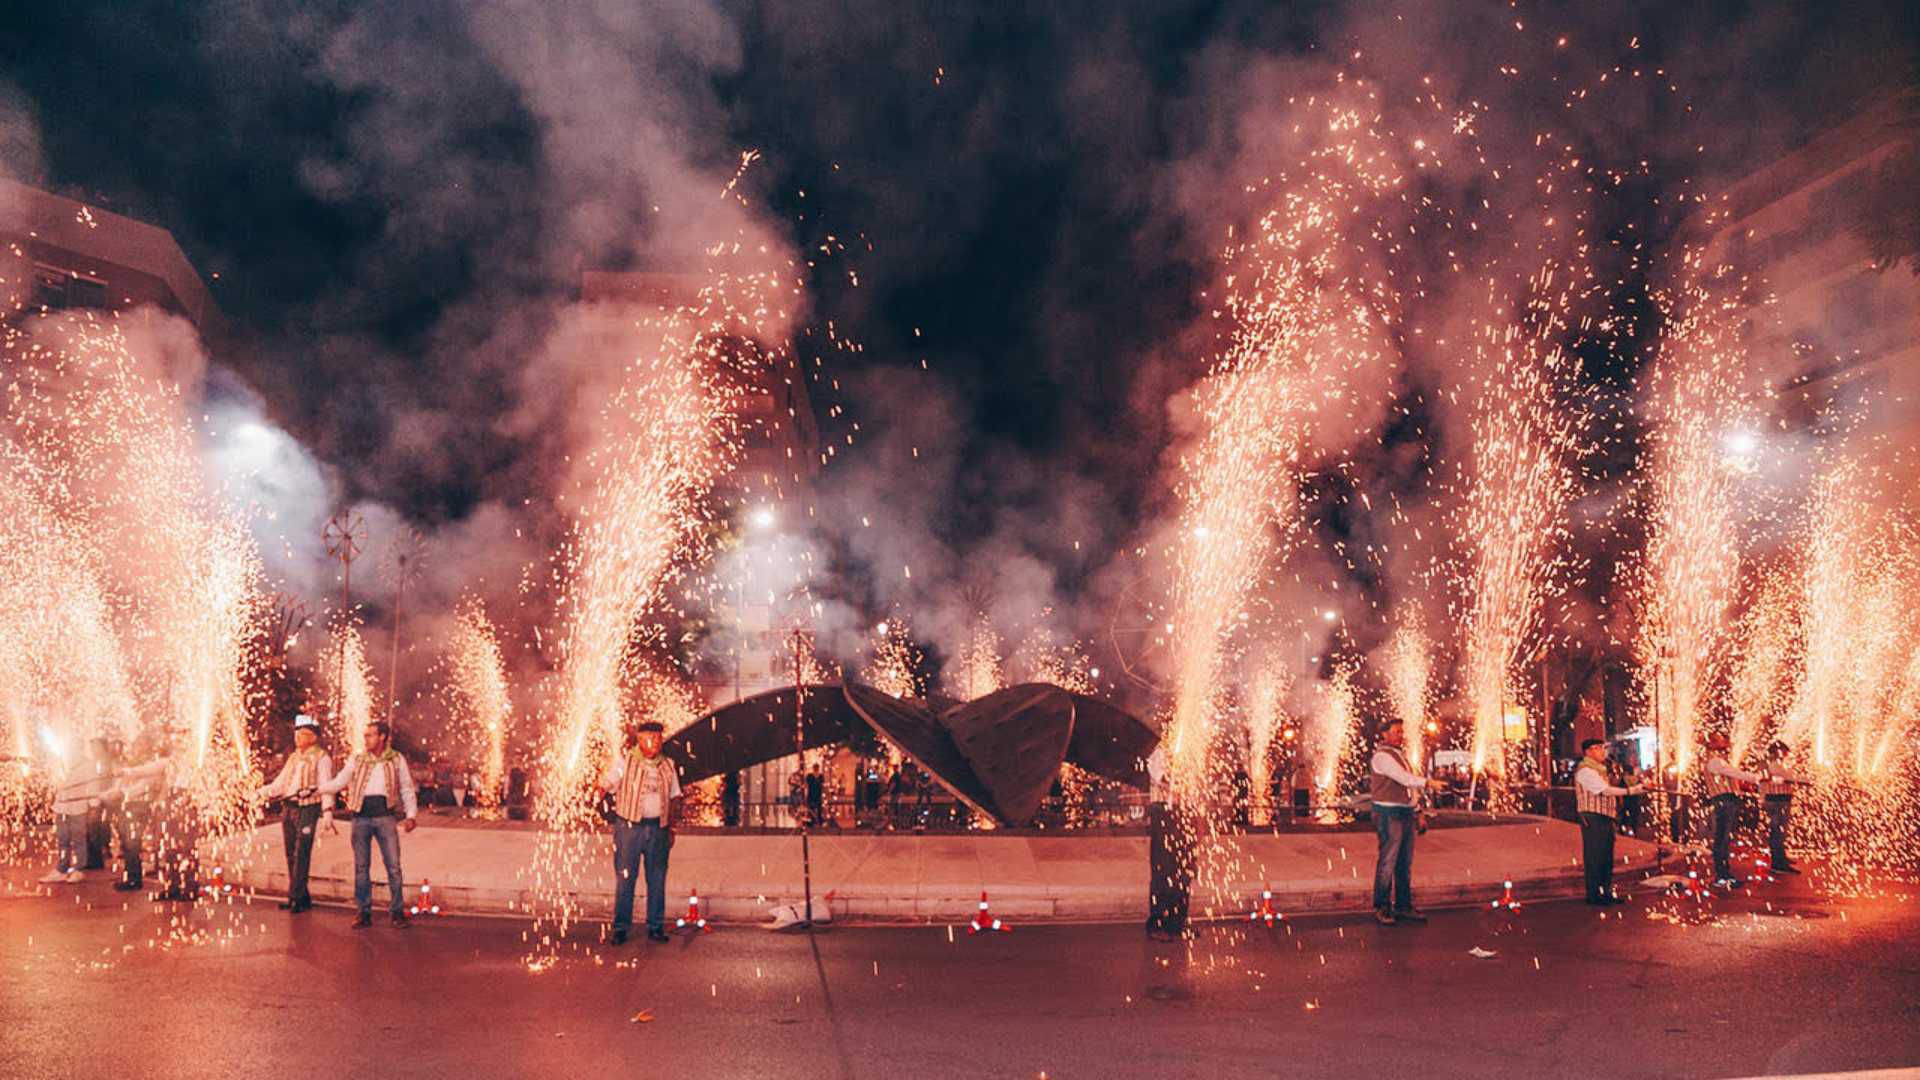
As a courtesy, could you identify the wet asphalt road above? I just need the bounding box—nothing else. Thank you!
[1,870,1917,1080]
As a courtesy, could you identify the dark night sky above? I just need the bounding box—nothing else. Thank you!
[2,1,1916,645]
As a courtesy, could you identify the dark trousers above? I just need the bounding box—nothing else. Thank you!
[155,802,201,900]
[1764,797,1792,869]
[281,804,323,906]
[1711,795,1739,880]
[612,817,670,933]
[115,802,150,885]
[1146,802,1189,933]
[1579,812,1617,900]
[1372,805,1416,912]
[86,808,110,869]
[350,814,404,915]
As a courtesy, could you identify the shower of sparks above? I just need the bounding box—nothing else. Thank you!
[0,308,269,892]
[1729,450,1920,892]
[625,657,708,738]
[945,612,1004,700]
[444,597,511,817]
[1011,612,1095,695]
[1162,88,1408,801]
[1632,249,1756,776]
[861,615,924,700]
[1452,272,1582,790]
[527,266,799,941]
[1380,613,1434,769]
[1243,663,1292,826]
[1309,663,1363,798]
[320,619,378,750]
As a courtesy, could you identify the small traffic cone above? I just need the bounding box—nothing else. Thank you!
[1677,868,1711,902]
[1489,879,1521,911]
[676,888,711,932]
[967,890,1009,934]
[407,878,443,917]
[1247,885,1282,925]
[200,866,233,898]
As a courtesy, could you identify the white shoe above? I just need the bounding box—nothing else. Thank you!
[38,871,66,884]
[66,870,84,883]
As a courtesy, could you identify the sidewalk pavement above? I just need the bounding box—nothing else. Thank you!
[210,813,1660,924]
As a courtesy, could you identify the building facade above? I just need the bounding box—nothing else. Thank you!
[1,177,217,333]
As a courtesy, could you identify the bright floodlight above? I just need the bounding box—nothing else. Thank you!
[1722,429,1759,457]
[749,507,777,531]
[1321,609,1338,622]
[875,621,890,636]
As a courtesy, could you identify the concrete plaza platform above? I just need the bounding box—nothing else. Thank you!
[209,812,1662,924]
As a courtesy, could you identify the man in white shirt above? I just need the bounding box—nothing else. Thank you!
[1573,739,1646,905]
[255,713,336,913]
[1369,722,1446,926]
[41,736,117,884]
[1701,732,1764,887]
[599,719,682,944]
[316,720,418,928]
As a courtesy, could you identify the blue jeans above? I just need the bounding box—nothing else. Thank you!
[350,815,405,915]
[1373,805,1416,912]
[612,818,670,933]
[56,813,88,874]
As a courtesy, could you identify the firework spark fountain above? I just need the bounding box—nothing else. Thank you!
[1634,252,1756,776]
[1381,614,1434,770]
[945,612,1004,700]
[1452,275,1582,790]
[862,616,923,700]
[0,310,269,876]
[320,620,378,751]
[445,598,511,817]
[528,269,797,940]
[1242,663,1291,826]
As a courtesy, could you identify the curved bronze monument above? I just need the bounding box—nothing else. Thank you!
[663,681,1159,826]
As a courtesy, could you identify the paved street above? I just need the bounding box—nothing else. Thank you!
[2,871,1916,1079]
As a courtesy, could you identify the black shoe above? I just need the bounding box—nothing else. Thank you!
[1585,896,1607,906]
[1602,894,1627,906]
[351,911,373,929]
[290,901,312,914]
[277,900,296,910]
[113,881,142,892]
[391,912,411,929]
[1393,908,1428,923]
[611,929,629,945]
[1373,908,1397,926]
[647,929,670,943]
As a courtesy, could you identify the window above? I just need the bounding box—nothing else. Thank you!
[30,264,109,311]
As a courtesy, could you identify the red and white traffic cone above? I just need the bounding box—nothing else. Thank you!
[676,888,710,933]
[1490,879,1521,911]
[201,866,233,899]
[1678,868,1711,902]
[1247,885,1282,926]
[968,890,1009,935]
[407,878,443,917]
